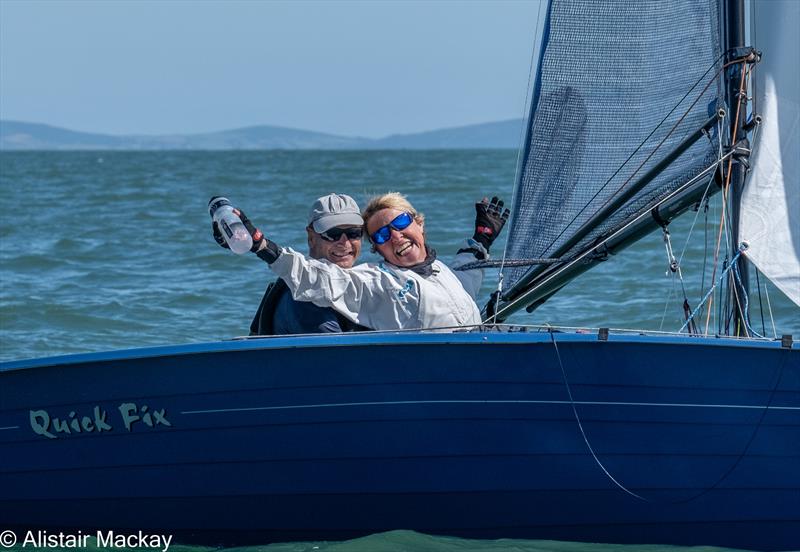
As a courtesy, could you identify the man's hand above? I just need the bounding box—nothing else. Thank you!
[211,208,280,264]
[233,209,266,252]
[212,220,229,249]
[473,196,510,250]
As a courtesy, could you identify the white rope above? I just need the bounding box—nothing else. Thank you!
[549,332,648,502]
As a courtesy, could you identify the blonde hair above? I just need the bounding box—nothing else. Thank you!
[362,192,425,230]
[361,192,425,251]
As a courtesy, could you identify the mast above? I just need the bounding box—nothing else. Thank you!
[726,0,750,336]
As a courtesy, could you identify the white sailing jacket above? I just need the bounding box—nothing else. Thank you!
[268,240,485,331]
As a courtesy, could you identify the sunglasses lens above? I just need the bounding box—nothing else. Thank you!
[372,227,391,245]
[393,212,413,231]
[371,212,414,245]
[321,227,363,242]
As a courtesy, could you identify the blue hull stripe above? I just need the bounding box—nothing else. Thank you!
[181,399,800,416]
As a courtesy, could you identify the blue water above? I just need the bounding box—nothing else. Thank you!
[2,151,792,552]
[1,529,762,552]
[0,150,797,363]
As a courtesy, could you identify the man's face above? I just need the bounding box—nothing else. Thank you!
[307,225,362,268]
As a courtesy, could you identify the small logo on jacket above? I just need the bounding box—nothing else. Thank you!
[397,280,414,299]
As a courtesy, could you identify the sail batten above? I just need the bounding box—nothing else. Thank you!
[498,0,724,316]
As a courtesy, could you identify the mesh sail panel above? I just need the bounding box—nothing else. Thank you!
[502,0,722,295]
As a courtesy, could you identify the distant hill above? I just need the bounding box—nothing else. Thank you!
[371,119,523,149]
[0,119,522,151]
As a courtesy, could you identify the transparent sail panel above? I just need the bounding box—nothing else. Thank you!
[502,0,723,296]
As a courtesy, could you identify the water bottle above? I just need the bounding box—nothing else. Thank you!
[208,196,253,255]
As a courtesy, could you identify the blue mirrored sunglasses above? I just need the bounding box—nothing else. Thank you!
[319,227,363,242]
[370,212,414,245]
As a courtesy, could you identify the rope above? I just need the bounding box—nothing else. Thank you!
[548,332,648,502]
[704,58,750,334]
[456,257,562,272]
[549,325,787,507]
[497,152,735,322]
[658,225,696,334]
[732,262,764,338]
[681,246,745,334]
[669,342,789,505]
[657,175,715,332]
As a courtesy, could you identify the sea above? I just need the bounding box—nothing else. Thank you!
[0,150,796,552]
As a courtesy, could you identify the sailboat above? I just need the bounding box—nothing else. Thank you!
[1,0,798,550]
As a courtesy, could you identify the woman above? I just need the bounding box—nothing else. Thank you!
[221,192,509,331]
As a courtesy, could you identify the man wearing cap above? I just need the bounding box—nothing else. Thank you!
[217,192,510,332]
[248,193,368,335]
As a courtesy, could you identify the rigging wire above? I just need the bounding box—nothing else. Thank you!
[656,168,716,333]
[491,0,545,324]
[660,226,696,333]
[728,62,756,337]
[498,47,752,321]
[763,282,777,339]
[539,52,728,259]
[681,246,744,334]
[697,198,712,330]
[755,269,766,336]
[658,274,678,332]
[704,58,751,334]
[699,115,725,311]
[498,151,735,322]
[732,262,764,338]
[747,112,766,335]
[680,57,726,332]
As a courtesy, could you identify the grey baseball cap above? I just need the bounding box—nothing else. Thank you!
[308,193,364,233]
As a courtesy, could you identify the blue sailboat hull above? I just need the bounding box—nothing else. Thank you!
[1,331,798,550]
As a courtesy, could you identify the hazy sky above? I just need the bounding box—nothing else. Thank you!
[0,0,544,138]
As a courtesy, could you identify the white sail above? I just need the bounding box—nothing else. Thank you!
[740,0,800,307]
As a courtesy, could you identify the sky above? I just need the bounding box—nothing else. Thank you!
[0,0,544,138]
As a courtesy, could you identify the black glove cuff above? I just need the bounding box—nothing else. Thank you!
[457,246,487,260]
[255,239,281,264]
[471,234,493,250]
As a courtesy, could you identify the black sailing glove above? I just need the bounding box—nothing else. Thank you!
[212,221,229,249]
[212,209,281,264]
[472,196,510,251]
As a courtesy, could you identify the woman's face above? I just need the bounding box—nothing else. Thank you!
[366,207,427,267]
